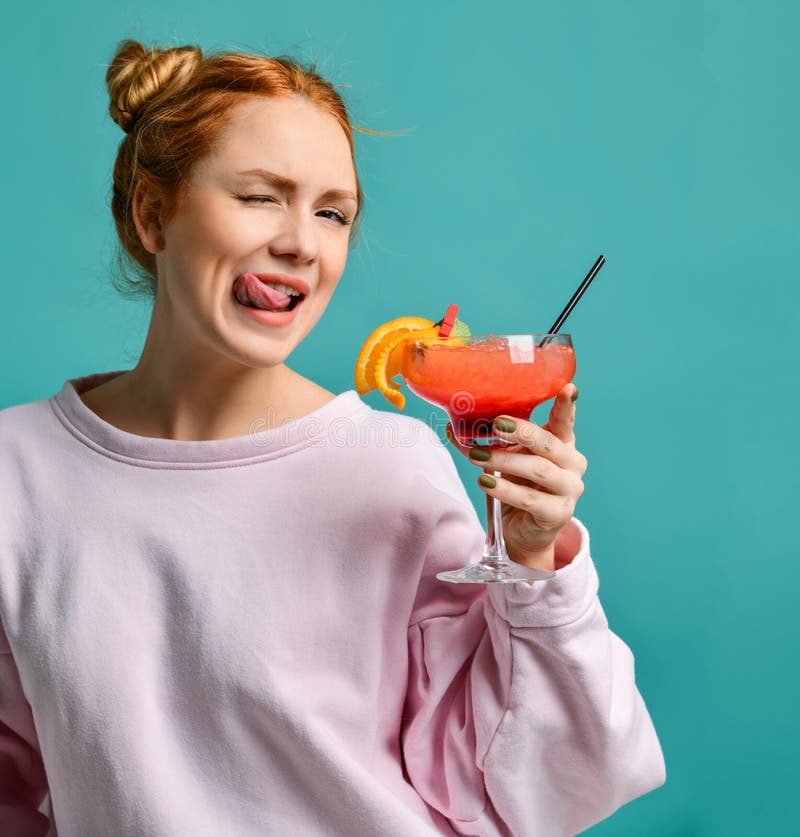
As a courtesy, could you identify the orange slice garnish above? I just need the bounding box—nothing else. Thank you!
[355,316,438,409]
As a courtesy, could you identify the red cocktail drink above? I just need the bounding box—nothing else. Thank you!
[401,335,576,448]
[397,333,574,584]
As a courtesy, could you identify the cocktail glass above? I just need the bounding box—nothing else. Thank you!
[400,333,576,584]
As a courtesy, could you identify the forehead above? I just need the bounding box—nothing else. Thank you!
[196,95,357,191]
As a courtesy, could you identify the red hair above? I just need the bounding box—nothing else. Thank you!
[106,39,364,297]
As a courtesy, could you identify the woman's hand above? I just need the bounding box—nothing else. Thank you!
[446,384,587,572]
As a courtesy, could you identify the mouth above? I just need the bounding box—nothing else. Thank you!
[232,272,309,314]
[237,293,303,313]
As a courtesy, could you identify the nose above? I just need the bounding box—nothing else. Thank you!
[267,209,318,264]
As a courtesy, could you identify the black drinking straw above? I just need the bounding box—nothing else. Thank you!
[538,255,606,346]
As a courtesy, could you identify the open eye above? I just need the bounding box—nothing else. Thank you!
[316,208,351,226]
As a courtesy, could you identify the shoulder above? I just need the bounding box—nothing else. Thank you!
[330,393,472,511]
[331,392,449,459]
[0,397,64,545]
[0,380,81,478]
[0,397,54,449]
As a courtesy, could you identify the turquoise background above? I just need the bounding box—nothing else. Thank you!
[2,1,797,834]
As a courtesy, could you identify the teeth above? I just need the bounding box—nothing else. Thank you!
[264,282,301,297]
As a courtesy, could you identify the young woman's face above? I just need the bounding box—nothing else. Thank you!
[149,95,358,368]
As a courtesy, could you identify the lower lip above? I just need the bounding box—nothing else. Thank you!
[234,296,304,327]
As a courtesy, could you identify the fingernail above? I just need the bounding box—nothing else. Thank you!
[469,448,491,462]
[495,417,517,433]
[570,386,579,402]
[478,474,497,489]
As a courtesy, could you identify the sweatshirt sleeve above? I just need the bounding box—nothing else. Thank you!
[401,441,665,837]
[0,619,50,837]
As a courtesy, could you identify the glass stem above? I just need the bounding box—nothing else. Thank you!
[482,470,509,568]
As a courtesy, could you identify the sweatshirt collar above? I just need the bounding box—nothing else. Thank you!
[50,370,366,469]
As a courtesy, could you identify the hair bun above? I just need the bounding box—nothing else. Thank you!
[106,39,202,133]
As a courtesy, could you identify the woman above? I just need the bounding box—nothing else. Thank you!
[0,39,664,836]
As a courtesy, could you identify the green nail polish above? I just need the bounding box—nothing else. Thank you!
[478,474,497,489]
[570,386,579,402]
[495,417,517,433]
[469,448,491,462]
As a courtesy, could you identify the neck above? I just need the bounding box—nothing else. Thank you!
[81,329,334,442]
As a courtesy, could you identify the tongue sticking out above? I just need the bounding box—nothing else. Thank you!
[233,273,294,311]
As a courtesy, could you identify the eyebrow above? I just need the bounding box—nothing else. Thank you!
[236,168,358,203]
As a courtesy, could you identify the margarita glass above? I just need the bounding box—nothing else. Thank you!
[400,334,576,584]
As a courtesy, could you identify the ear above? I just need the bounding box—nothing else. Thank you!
[132,178,167,254]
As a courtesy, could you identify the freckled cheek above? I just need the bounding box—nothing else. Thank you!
[320,244,350,288]
[206,219,259,252]
[178,205,255,245]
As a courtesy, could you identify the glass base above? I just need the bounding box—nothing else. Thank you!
[436,561,557,584]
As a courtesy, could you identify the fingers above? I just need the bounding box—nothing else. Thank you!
[478,473,577,531]
[445,416,586,550]
[446,419,587,477]
[545,384,578,443]
[493,414,584,473]
[469,449,583,497]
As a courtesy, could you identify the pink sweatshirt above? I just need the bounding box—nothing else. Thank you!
[0,371,664,836]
